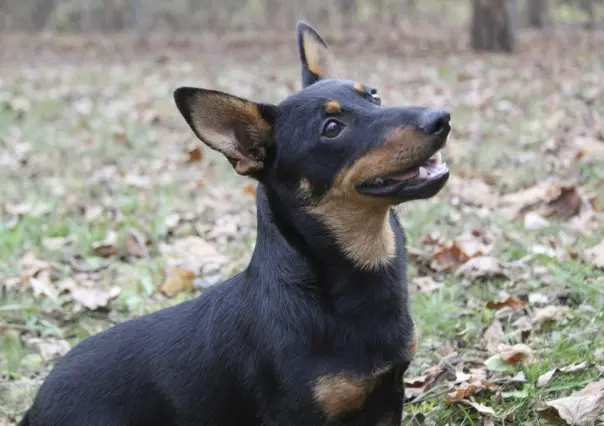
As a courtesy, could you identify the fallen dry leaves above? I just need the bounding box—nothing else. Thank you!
[404,365,446,400]
[499,182,592,222]
[537,361,592,388]
[538,379,604,425]
[585,240,604,269]
[486,295,525,310]
[1,25,603,426]
[159,267,196,297]
[532,305,572,329]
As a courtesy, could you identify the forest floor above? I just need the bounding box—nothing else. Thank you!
[1,25,604,425]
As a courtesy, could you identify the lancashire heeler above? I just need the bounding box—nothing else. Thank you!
[20,22,451,426]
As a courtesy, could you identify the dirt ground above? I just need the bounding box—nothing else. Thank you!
[1,26,604,425]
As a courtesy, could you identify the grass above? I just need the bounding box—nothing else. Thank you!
[1,24,604,425]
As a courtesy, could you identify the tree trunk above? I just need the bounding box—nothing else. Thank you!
[580,0,595,29]
[470,0,515,52]
[526,0,549,28]
[338,0,357,27]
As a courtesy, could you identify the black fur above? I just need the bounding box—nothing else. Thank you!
[20,22,451,426]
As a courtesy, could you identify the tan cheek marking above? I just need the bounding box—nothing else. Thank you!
[353,82,366,93]
[308,126,434,269]
[313,367,391,420]
[324,101,341,114]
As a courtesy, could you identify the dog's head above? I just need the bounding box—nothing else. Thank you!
[174,22,449,205]
[174,22,451,269]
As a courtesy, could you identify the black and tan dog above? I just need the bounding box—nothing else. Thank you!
[20,22,450,426]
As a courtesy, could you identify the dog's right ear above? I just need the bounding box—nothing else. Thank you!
[296,21,337,88]
[173,87,277,178]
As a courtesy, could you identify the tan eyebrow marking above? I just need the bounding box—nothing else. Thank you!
[353,82,366,94]
[324,101,341,114]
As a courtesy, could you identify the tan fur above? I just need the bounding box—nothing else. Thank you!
[324,101,341,114]
[353,82,366,93]
[308,127,431,270]
[187,91,271,174]
[313,366,392,419]
[301,30,338,79]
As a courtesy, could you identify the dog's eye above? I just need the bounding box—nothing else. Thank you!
[322,120,343,138]
[370,89,381,105]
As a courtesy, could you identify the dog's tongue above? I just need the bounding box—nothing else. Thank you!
[389,167,420,181]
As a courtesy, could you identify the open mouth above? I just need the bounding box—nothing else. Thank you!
[357,151,449,198]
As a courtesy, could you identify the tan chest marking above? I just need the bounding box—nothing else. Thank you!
[313,366,392,419]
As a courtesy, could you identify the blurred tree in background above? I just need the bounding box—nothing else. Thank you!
[0,0,600,48]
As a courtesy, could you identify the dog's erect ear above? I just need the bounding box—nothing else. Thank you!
[173,87,277,177]
[296,21,337,88]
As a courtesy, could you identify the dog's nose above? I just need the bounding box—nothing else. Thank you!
[419,109,451,136]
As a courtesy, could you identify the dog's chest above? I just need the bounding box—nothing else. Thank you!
[311,364,397,421]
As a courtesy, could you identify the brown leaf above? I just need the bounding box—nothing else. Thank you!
[410,276,443,293]
[91,231,119,258]
[159,267,196,297]
[444,382,480,403]
[560,361,592,374]
[242,183,257,196]
[29,269,59,302]
[185,146,203,164]
[447,176,498,208]
[538,362,593,388]
[585,241,604,269]
[404,365,445,400]
[124,230,148,258]
[537,379,604,425]
[486,296,525,310]
[532,305,571,328]
[455,231,492,258]
[431,242,469,271]
[540,186,582,220]
[498,182,551,219]
[69,284,121,311]
[41,236,73,251]
[460,400,498,418]
[492,344,533,365]
[483,319,504,354]
[159,236,228,275]
[537,368,559,388]
[26,337,70,362]
[455,256,505,280]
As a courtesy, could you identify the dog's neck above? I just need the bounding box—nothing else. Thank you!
[248,184,406,296]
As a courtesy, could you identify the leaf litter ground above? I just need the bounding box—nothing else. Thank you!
[1,28,603,425]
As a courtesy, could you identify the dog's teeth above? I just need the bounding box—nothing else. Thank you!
[434,151,442,164]
[419,166,429,178]
[374,177,384,185]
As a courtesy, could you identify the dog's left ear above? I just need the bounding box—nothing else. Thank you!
[173,87,277,177]
[296,21,338,88]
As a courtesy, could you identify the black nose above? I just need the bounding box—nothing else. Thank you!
[419,109,451,136]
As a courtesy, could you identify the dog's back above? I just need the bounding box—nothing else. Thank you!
[25,281,265,426]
